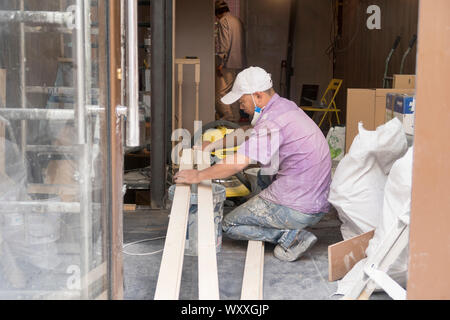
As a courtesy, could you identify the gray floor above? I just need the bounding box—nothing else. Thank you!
[123,206,390,300]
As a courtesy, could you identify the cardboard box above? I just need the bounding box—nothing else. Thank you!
[345,88,415,153]
[387,93,416,135]
[393,74,415,89]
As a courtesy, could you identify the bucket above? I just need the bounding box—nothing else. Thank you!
[25,195,61,245]
[168,183,226,256]
[244,168,260,194]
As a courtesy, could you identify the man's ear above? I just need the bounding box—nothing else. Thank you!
[254,92,263,100]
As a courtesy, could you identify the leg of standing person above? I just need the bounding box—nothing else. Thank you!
[215,68,241,122]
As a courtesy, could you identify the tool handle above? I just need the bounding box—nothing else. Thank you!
[408,34,417,48]
[392,36,402,50]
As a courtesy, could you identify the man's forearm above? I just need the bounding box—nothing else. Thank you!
[198,154,249,181]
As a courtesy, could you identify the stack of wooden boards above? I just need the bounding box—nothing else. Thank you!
[154,149,265,300]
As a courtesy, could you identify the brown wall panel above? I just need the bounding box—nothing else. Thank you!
[407,0,450,300]
[334,0,419,123]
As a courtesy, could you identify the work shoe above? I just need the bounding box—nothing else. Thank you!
[273,230,318,262]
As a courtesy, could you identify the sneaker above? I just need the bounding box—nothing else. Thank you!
[273,230,318,262]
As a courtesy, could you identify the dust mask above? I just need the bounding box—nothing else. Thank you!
[250,94,262,126]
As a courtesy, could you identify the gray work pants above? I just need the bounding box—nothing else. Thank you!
[215,68,241,122]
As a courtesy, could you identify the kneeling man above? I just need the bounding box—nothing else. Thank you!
[175,66,331,262]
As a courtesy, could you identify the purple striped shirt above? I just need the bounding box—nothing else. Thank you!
[237,93,331,214]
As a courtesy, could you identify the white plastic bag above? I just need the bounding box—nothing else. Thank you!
[326,126,346,161]
[336,146,414,295]
[365,146,414,281]
[328,118,408,240]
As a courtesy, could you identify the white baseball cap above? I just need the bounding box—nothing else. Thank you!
[221,66,273,105]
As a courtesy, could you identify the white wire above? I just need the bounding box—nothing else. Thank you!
[122,236,166,256]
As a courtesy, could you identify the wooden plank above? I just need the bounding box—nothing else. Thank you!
[94,290,108,300]
[123,204,136,211]
[408,0,450,299]
[177,63,183,129]
[81,262,107,287]
[175,58,200,65]
[154,149,193,300]
[241,240,265,300]
[106,0,124,300]
[194,63,200,121]
[196,150,219,300]
[327,229,375,282]
[0,69,5,107]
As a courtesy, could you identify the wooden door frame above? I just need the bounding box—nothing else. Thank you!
[107,0,124,300]
[407,0,450,299]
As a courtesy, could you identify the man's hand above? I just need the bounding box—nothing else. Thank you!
[174,169,201,184]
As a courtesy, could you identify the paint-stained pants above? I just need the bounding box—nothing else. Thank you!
[222,195,326,250]
[215,68,241,122]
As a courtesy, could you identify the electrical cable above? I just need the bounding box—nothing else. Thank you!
[122,236,166,256]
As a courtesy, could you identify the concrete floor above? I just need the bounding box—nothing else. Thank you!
[123,206,391,300]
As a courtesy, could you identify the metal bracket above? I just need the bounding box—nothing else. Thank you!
[116,105,127,118]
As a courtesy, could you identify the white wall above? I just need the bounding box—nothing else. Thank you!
[242,0,332,105]
[243,0,291,93]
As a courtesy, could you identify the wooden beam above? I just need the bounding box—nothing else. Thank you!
[123,204,136,211]
[81,262,107,287]
[194,63,200,121]
[175,58,200,65]
[328,230,375,282]
[196,150,219,300]
[241,240,265,300]
[154,149,193,300]
[407,0,450,299]
[106,0,124,300]
[177,62,183,129]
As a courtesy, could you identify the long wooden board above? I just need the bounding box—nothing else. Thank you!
[196,150,220,300]
[328,230,375,282]
[241,240,265,300]
[154,149,193,300]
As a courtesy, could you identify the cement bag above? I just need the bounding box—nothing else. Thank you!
[326,126,346,161]
[328,118,408,240]
[336,146,414,295]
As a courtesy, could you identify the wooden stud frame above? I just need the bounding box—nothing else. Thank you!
[174,58,200,129]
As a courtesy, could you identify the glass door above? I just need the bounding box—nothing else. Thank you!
[0,0,122,299]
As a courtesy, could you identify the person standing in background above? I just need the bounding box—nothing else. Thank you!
[215,0,247,122]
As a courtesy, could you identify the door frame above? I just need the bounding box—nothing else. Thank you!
[107,0,124,300]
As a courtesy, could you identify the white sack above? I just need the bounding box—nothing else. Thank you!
[328,118,408,240]
[336,146,414,296]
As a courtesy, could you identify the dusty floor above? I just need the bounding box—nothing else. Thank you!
[123,206,391,300]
